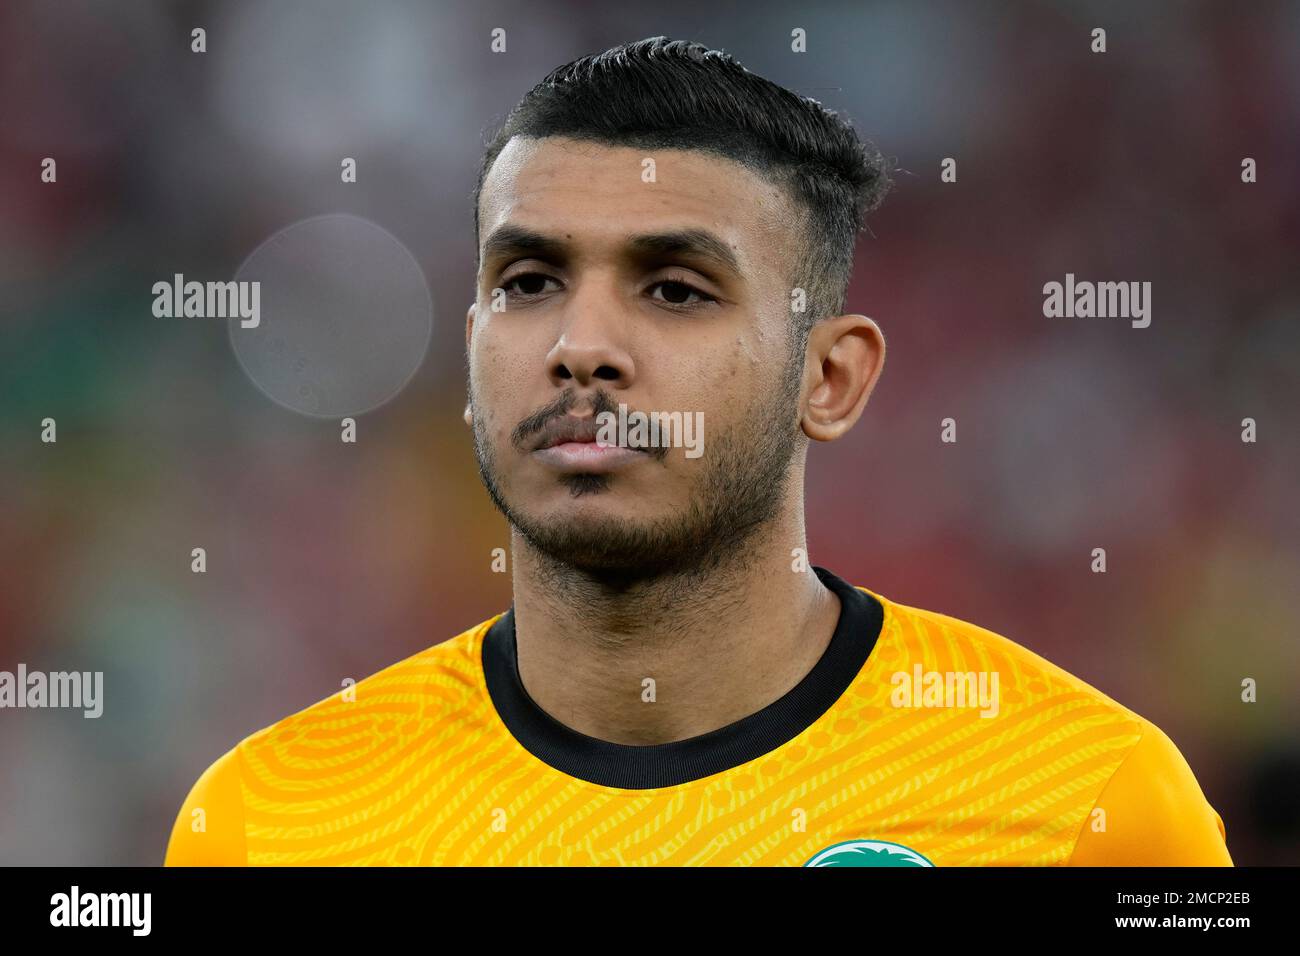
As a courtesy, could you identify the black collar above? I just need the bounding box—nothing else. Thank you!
[481,566,883,789]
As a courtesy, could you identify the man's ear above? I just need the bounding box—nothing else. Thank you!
[800,314,885,442]
[464,302,476,428]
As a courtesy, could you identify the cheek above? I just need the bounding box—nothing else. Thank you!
[713,339,767,399]
[719,349,793,432]
[471,333,525,422]
[472,319,544,453]
[486,325,542,380]
[735,331,769,373]
[656,342,759,430]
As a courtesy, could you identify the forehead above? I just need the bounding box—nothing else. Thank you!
[477,136,800,279]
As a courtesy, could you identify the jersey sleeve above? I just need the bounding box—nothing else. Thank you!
[164,745,249,866]
[1067,717,1232,866]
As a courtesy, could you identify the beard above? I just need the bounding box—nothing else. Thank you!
[470,348,805,586]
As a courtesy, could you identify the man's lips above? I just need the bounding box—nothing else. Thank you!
[532,440,647,473]
[529,415,649,473]
[530,415,602,451]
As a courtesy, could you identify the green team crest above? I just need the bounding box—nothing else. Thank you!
[803,839,935,867]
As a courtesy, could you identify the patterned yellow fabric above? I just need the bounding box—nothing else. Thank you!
[165,585,1231,866]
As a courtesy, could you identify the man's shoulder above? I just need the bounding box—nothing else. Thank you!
[861,589,1231,865]
[164,613,505,866]
[257,614,499,736]
[866,588,1142,722]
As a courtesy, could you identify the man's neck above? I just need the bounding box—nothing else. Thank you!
[508,514,842,746]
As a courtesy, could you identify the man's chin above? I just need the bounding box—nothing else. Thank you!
[511,509,691,578]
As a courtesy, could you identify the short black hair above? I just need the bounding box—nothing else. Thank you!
[473,36,892,345]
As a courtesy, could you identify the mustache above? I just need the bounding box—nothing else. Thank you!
[511,390,668,460]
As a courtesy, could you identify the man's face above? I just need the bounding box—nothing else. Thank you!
[468,135,808,582]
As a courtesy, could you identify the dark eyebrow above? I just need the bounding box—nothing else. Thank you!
[479,225,744,279]
[479,224,566,268]
[627,230,743,278]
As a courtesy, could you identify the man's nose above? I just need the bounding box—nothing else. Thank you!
[544,281,636,390]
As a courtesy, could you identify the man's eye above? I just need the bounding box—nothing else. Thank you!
[502,273,558,296]
[650,280,715,308]
[499,275,714,308]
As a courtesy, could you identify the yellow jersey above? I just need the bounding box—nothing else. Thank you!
[165,566,1231,866]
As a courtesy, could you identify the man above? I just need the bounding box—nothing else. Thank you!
[166,37,1230,866]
